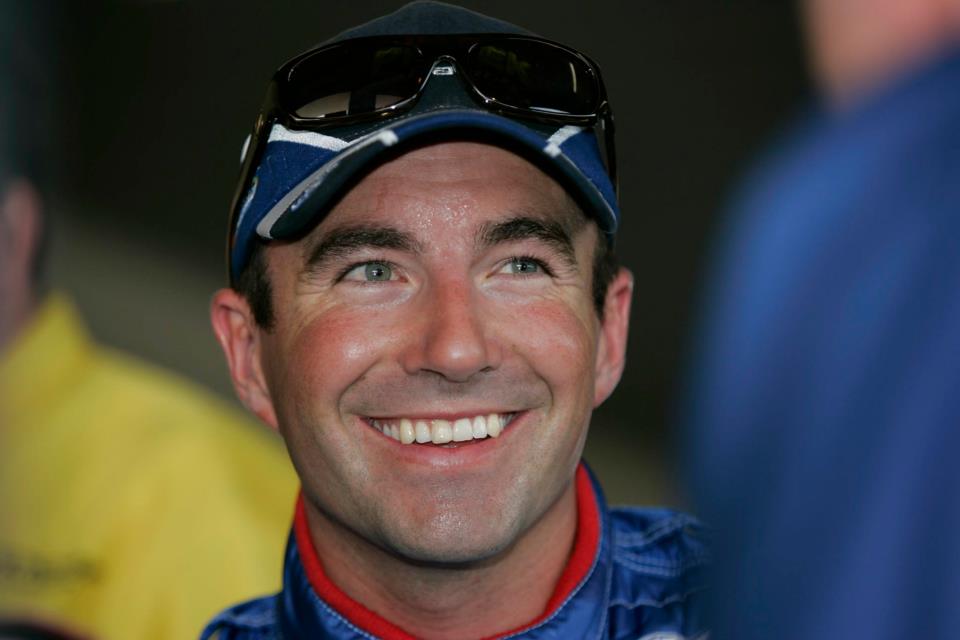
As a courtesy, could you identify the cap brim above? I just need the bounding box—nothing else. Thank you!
[231,110,617,281]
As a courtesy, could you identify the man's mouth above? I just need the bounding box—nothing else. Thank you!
[366,413,518,445]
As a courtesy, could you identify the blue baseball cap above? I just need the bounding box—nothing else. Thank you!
[228,1,619,283]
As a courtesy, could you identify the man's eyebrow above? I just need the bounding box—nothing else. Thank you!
[304,225,420,270]
[476,216,579,267]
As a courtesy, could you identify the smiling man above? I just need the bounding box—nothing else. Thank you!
[203,3,707,639]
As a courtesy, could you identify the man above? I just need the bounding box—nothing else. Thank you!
[0,5,297,638]
[686,0,960,638]
[203,2,708,639]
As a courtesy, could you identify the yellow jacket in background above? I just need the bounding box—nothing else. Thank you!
[0,295,298,639]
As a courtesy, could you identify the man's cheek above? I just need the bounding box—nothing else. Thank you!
[287,313,396,396]
[507,301,596,368]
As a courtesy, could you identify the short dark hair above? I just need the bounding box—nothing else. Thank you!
[1,3,60,292]
[591,235,620,317]
[234,239,276,331]
[1,4,58,193]
[235,228,619,331]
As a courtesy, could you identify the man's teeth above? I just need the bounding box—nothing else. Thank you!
[370,414,511,445]
[415,420,431,444]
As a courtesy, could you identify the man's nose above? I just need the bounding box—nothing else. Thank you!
[399,276,502,382]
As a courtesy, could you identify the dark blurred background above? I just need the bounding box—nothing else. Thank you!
[39,1,809,505]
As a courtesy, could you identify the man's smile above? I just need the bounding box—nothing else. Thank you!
[365,412,519,445]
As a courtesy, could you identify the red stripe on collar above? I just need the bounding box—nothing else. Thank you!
[293,463,600,639]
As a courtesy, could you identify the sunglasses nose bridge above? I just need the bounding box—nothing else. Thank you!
[424,54,462,79]
[413,55,482,109]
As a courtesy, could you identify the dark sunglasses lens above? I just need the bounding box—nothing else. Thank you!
[466,40,599,116]
[284,44,424,118]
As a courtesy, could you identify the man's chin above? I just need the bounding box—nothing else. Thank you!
[382,538,513,569]
[374,517,522,568]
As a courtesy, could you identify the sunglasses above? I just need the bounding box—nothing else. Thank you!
[229,34,617,251]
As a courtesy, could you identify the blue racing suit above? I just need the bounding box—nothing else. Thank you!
[201,464,708,640]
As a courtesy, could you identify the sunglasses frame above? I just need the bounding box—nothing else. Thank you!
[228,34,617,269]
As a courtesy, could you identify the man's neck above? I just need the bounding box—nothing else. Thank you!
[804,0,960,110]
[303,479,580,640]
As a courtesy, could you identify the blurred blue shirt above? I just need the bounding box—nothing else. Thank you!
[685,46,960,639]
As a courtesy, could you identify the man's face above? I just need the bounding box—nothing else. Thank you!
[243,142,629,564]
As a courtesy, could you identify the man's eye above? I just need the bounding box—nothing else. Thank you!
[501,257,545,276]
[342,261,395,282]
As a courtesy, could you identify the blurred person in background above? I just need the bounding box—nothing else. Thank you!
[686,0,960,638]
[0,4,296,638]
[202,2,708,639]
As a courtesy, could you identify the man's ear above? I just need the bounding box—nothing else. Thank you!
[210,288,279,430]
[593,267,634,407]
